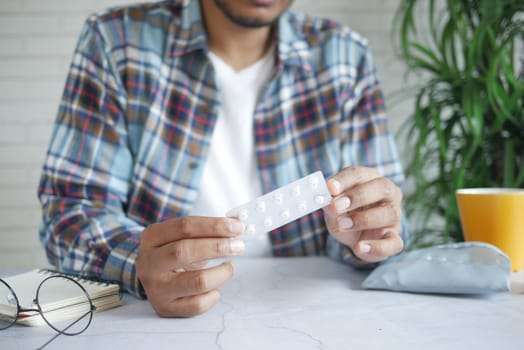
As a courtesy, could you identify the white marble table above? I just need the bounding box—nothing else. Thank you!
[1,257,523,350]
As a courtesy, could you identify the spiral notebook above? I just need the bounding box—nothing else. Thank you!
[0,269,122,326]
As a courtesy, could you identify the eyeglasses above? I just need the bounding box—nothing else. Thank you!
[0,274,96,349]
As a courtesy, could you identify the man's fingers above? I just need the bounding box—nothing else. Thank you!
[327,166,381,196]
[174,262,235,298]
[353,232,404,262]
[324,166,405,265]
[143,217,245,247]
[336,204,402,232]
[149,262,234,304]
[330,177,401,214]
[156,290,221,318]
[155,238,245,270]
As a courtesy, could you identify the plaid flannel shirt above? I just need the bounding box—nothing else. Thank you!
[38,0,408,297]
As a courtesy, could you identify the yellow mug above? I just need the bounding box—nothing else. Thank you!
[456,188,524,272]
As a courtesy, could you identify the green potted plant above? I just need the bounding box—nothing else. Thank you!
[392,0,524,247]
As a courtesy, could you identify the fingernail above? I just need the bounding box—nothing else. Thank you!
[359,243,371,254]
[228,219,244,234]
[229,239,245,255]
[335,197,350,213]
[328,179,342,194]
[339,217,353,230]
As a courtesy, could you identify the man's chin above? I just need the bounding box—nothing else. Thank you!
[213,0,290,29]
[226,16,276,29]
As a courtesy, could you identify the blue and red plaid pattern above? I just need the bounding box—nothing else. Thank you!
[38,0,409,297]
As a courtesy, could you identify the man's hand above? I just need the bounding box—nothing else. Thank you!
[323,166,404,262]
[136,217,245,317]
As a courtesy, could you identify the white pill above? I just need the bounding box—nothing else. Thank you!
[256,201,266,213]
[273,193,283,205]
[309,177,319,188]
[298,202,307,211]
[314,195,325,205]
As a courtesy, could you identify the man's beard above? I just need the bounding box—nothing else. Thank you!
[214,0,280,28]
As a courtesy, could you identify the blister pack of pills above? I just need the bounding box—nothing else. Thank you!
[226,171,332,240]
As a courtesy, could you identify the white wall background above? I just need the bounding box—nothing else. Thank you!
[0,0,409,268]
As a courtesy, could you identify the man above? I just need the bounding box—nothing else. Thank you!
[38,0,408,317]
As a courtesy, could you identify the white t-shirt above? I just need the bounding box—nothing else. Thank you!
[189,48,275,257]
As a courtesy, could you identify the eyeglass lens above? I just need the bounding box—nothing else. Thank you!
[0,280,18,330]
[36,275,93,335]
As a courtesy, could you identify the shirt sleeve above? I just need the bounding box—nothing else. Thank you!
[38,17,146,298]
[325,42,411,267]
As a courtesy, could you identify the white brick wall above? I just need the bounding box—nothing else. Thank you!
[0,0,409,268]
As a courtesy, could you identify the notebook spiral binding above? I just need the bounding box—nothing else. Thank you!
[37,268,122,289]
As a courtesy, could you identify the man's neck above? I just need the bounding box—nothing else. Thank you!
[200,1,276,71]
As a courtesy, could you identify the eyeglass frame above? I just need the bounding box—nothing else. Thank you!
[0,273,96,348]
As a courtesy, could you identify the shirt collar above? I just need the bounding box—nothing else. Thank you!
[276,11,315,73]
[168,0,315,73]
[168,0,207,57]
